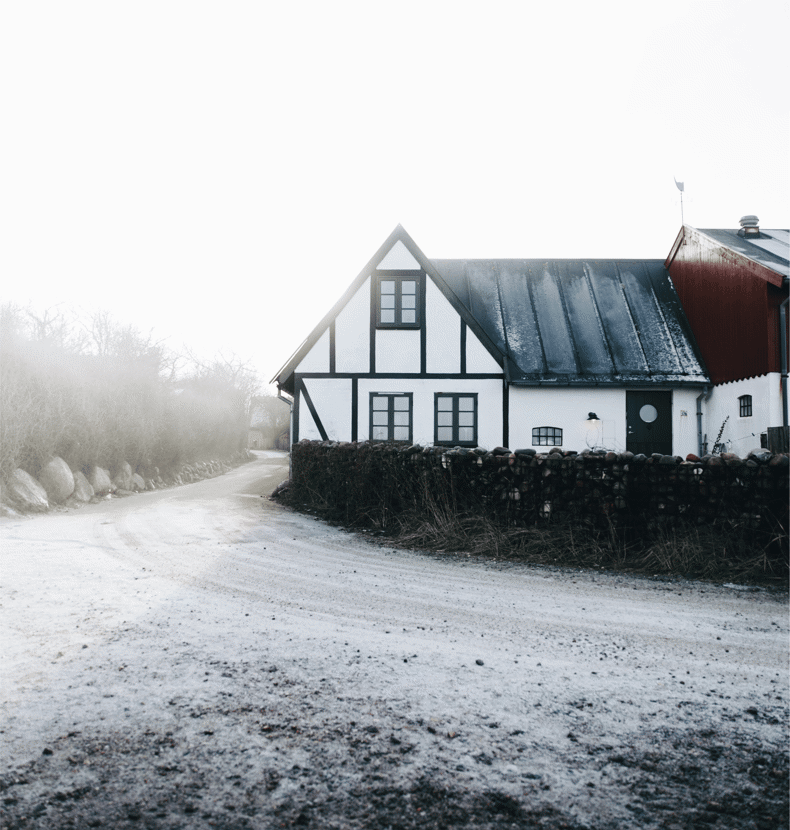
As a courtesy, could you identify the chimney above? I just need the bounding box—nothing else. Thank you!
[738,215,760,237]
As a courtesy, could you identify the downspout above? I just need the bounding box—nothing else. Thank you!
[780,295,789,431]
[696,385,712,457]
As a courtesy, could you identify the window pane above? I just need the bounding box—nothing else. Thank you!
[437,427,453,441]
[459,427,474,442]
[372,412,389,426]
[437,412,453,426]
[372,397,388,409]
[393,426,409,441]
[380,280,395,294]
[372,427,388,440]
[394,412,409,426]
[437,397,453,410]
[459,412,475,426]
[401,280,416,294]
[401,294,416,309]
[393,397,410,410]
[380,310,395,323]
[401,310,416,323]
[380,294,395,308]
[458,397,474,411]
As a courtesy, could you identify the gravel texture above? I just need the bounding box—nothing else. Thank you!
[1,451,787,829]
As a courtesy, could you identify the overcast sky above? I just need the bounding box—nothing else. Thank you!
[2,1,787,386]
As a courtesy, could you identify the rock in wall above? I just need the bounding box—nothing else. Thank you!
[38,457,75,504]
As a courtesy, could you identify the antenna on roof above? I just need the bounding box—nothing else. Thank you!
[674,177,685,225]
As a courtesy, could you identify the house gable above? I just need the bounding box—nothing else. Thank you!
[664,224,789,384]
[272,225,506,393]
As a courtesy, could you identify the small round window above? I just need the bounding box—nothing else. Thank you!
[639,404,658,423]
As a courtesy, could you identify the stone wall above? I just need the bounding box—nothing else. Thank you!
[288,441,789,538]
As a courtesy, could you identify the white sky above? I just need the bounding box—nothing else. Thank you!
[2,1,788,386]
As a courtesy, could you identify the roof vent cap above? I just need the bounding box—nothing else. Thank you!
[738,215,760,237]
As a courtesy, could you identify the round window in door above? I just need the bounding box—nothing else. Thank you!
[639,404,658,423]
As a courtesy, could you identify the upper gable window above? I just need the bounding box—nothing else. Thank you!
[375,273,422,328]
[738,395,752,417]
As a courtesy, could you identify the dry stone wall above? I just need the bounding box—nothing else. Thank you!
[1,451,253,516]
[288,441,789,539]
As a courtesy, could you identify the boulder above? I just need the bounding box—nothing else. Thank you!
[87,466,113,495]
[111,461,133,492]
[72,471,95,502]
[6,469,49,512]
[131,473,145,491]
[37,457,75,503]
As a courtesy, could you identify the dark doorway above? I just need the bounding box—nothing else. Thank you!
[626,391,672,456]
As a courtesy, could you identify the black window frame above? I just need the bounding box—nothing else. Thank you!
[369,392,413,443]
[738,395,752,418]
[374,271,423,329]
[434,393,478,447]
[532,426,563,446]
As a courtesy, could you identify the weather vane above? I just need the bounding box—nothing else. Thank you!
[674,177,685,225]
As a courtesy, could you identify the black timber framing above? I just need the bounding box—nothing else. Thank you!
[351,378,358,442]
[460,320,467,375]
[297,372,503,380]
[503,379,509,448]
[272,225,505,392]
[296,378,328,442]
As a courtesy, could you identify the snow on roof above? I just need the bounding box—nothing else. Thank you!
[432,258,709,386]
[698,228,789,279]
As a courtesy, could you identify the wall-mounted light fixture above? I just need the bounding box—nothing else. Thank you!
[586,412,599,421]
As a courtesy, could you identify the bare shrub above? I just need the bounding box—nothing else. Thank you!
[0,303,259,480]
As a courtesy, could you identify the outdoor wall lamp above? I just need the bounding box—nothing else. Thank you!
[586,412,600,421]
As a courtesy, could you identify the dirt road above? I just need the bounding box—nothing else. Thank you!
[1,451,787,829]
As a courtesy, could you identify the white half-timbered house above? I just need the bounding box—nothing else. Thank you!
[273,226,711,457]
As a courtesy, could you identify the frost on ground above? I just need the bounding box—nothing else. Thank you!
[0,451,787,829]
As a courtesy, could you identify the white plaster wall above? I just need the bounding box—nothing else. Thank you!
[466,328,502,373]
[296,328,329,374]
[335,277,371,373]
[376,240,420,270]
[426,280,460,374]
[375,329,421,373]
[672,388,701,458]
[301,378,352,440]
[704,374,781,455]
[358,378,503,448]
[298,391,322,440]
[509,387,626,452]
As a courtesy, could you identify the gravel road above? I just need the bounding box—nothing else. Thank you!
[1,451,787,829]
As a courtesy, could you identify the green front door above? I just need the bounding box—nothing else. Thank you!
[626,391,672,456]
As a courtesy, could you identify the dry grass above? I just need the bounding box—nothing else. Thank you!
[390,509,787,585]
[282,441,788,587]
